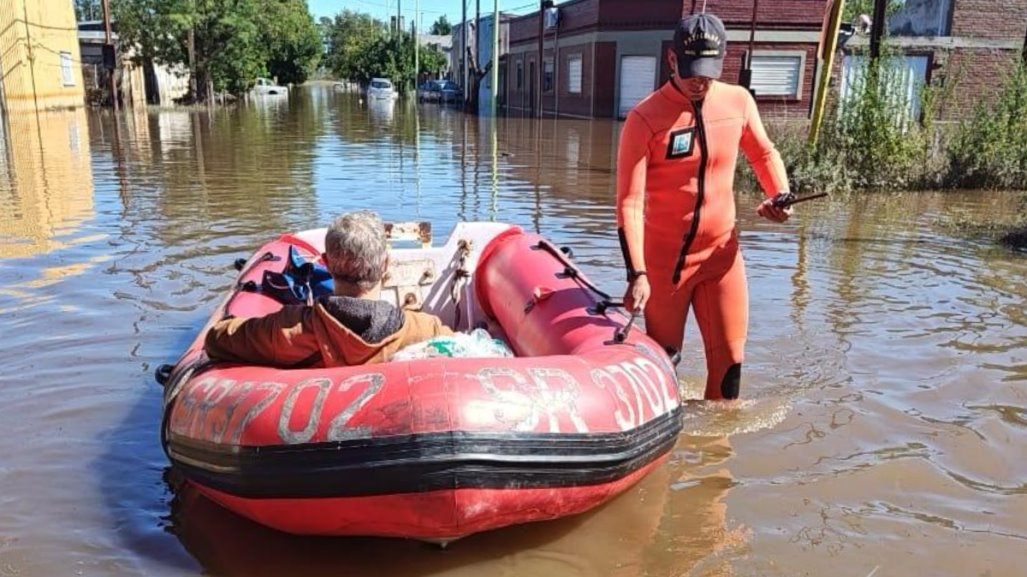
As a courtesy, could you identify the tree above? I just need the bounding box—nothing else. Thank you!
[114,0,267,101]
[429,15,452,36]
[114,0,320,101]
[261,0,322,85]
[419,44,448,78]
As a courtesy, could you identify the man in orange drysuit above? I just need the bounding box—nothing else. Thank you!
[616,13,793,401]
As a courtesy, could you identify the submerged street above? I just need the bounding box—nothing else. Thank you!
[0,86,1025,576]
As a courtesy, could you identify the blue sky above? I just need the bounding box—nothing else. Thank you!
[309,0,540,29]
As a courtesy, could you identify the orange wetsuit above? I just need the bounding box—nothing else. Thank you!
[616,80,789,400]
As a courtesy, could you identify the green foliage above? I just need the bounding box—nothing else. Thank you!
[261,0,322,86]
[944,61,1027,190]
[113,0,320,101]
[324,10,448,90]
[429,15,452,36]
[820,54,930,190]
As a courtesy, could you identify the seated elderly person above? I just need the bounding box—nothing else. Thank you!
[204,210,452,367]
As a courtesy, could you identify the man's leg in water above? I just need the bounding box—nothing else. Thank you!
[692,247,748,400]
[643,273,692,359]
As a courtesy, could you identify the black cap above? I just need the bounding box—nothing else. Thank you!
[673,13,727,79]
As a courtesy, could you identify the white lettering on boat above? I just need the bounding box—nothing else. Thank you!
[278,377,333,445]
[170,355,678,442]
[326,373,384,441]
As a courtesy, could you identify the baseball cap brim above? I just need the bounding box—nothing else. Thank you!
[676,54,724,79]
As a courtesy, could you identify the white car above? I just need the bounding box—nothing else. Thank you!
[367,77,398,100]
[252,77,288,97]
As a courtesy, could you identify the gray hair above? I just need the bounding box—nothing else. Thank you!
[324,210,387,291]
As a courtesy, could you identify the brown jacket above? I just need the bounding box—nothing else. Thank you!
[204,296,452,368]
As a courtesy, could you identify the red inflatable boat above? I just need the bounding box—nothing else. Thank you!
[159,222,682,542]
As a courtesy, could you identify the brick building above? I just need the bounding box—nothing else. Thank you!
[500,0,827,119]
[841,0,1027,120]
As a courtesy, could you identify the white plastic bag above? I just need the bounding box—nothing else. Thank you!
[392,328,514,361]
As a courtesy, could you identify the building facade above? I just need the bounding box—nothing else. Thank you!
[841,0,1027,120]
[501,0,826,120]
[0,0,85,113]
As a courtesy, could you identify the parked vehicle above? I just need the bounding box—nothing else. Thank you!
[252,77,287,97]
[438,81,463,105]
[367,78,397,101]
[417,81,442,103]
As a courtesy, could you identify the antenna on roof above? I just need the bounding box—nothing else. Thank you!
[701,0,707,13]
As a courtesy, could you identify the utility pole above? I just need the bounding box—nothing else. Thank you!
[536,1,544,118]
[475,0,480,113]
[398,0,402,36]
[462,0,468,100]
[491,0,499,117]
[1022,20,1027,63]
[740,0,758,93]
[414,0,419,86]
[869,0,887,60]
[101,0,118,111]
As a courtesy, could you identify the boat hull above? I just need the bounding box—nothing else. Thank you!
[161,224,683,540]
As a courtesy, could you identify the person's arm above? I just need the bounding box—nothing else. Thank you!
[204,307,318,367]
[616,110,652,280]
[740,93,793,223]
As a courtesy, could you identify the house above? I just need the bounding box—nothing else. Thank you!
[501,0,827,120]
[840,0,1027,120]
[78,21,189,107]
[0,0,85,113]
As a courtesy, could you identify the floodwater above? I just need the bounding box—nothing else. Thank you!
[0,85,1024,577]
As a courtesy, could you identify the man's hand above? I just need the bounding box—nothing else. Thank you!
[757,193,794,223]
[624,275,651,313]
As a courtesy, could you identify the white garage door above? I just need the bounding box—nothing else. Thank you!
[618,56,657,118]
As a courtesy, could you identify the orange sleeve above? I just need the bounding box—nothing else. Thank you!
[740,93,790,198]
[616,110,652,274]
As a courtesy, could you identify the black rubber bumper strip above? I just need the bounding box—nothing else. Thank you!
[167,406,683,499]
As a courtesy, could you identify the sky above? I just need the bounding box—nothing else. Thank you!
[308,0,541,29]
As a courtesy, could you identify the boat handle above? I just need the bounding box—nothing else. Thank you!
[613,310,639,343]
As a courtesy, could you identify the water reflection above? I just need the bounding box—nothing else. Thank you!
[0,110,93,258]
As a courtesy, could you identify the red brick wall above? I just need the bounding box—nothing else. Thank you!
[505,52,540,114]
[938,48,1021,119]
[951,0,1027,40]
[509,0,600,43]
[555,43,595,116]
[721,43,818,118]
[599,0,680,29]
[694,0,826,28]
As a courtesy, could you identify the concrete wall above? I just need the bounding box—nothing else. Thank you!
[0,0,85,112]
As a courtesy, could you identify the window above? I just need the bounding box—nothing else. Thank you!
[543,59,553,93]
[516,61,523,89]
[568,55,582,94]
[749,51,805,99]
[60,52,74,87]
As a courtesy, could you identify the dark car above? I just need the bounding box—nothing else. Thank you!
[438,81,463,105]
[417,81,441,103]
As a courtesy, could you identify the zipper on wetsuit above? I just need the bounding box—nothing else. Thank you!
[672,99,707,286]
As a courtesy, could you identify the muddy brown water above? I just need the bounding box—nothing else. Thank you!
[0,86,1024,577]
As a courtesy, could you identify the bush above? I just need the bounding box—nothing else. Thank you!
[944,62,1027,190]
